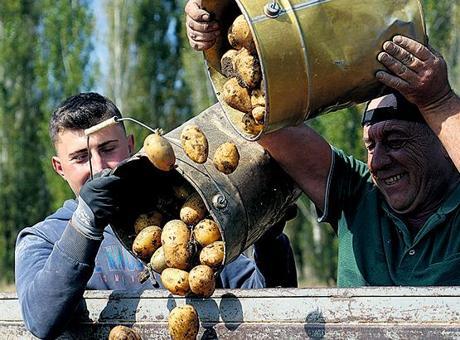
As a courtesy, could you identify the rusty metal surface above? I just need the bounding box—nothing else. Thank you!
[2,287,460,339]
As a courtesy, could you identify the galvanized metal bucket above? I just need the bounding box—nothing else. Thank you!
[202,0,426,140]
[110,103,301,265]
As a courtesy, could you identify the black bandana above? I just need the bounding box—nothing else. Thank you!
[361,92,425,126]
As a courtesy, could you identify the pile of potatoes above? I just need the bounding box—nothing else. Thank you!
[220,14,265,135]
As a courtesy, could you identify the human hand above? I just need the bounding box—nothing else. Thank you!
[185,0,220,51]
[376,35,453,112]
[71,169,122,240]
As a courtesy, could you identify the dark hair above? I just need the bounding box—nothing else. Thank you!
[49,92,125,144]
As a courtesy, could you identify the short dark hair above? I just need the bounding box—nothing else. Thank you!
[49,92,125,144]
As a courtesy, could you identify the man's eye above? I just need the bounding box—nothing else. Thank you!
[387,140,405,149]
[72,154,88,163]
[100,145,116,153]
[365,143,375,152]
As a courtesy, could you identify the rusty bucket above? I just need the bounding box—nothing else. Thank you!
[110,103,300,266]
[202,0,426,140]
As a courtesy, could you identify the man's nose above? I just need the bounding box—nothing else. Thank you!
[369,144,392,172]
[89,152,109,174]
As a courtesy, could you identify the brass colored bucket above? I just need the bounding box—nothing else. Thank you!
[203,0,426,140]
[111,104,300,265]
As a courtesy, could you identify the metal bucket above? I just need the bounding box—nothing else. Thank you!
[111,103,301,265]
[202,0,426,140]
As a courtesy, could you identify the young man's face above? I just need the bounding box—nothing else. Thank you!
[52,124,134,196]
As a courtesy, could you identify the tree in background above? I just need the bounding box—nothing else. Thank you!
[36,0,95,211]
[0,0,94,284]
[105,0,194,145]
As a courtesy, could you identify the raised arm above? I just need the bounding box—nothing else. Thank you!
[376,35,460,170]
[258,124,332,212]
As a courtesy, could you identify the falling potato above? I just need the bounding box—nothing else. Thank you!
[133,211,163,234]
[108,325,142,340]
[189,265,216,298]
[228,14,256,54]
[168,305,199,340]
[132,226,162,261]
[242,112,263,135]
[143,132,175,171]
[180,192,207,225]
[161,268,191,296]
[193,219,222,247]
[180,125,208,164]
[213,142,240,175]
[222,78,252,113]
[199,241,225,268]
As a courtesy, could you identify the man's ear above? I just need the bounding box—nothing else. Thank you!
[52,156,66,179]
[127,134,135,155]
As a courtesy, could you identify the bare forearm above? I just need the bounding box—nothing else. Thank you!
[258,124,331,211]
[420,91,460,170]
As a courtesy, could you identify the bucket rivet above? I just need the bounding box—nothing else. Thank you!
[264,1,281,18]
[212,194,227,209]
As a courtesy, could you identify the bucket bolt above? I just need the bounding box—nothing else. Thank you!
[212,194,228,209]
[264,1,281,18]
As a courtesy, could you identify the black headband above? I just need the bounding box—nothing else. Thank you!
[361,93,425,126]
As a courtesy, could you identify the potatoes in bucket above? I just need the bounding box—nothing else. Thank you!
[132,226,162,261]
[161,268,191,296]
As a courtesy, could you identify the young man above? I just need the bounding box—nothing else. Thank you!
[184,1,460,286]
[15,93,297,339]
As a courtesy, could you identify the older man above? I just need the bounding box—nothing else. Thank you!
[184,0,460,285]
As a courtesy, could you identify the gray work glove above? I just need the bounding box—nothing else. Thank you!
[71,169,122,240]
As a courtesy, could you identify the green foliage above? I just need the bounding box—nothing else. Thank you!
[0,0,94,283]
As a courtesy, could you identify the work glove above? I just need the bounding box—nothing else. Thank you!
[71,169,123,240]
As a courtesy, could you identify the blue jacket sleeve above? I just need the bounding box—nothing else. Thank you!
[253,233,298,288]
[217,254,266,289]
[15,223,101,339]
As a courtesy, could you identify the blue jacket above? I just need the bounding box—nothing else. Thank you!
[15,199,296,339]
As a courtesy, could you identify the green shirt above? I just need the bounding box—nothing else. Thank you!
[321,148,460,287]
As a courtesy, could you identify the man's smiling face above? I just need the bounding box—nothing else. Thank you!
[363,95,450,214]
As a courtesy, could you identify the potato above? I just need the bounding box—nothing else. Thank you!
[199,241,225,268]
[133,211,163,234]
[234,48,261,89]
[251,106,265,124]
[213,142,240,175]
[161,268,190,296]
[144,132,175,171]
[242,112,263,135]
[189,265,216,298]
[132,226,162,260]
[193,219,221,247]
[180,193,207,225]
[162,220,192,270]
[228,14,256,53]
[168,305,199,340]
[150,246,167,274]
[220,49,238,78]
[180,125,208,164]
[222,78,252,113]
[108,325,142,340]
[251,88,265,107]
